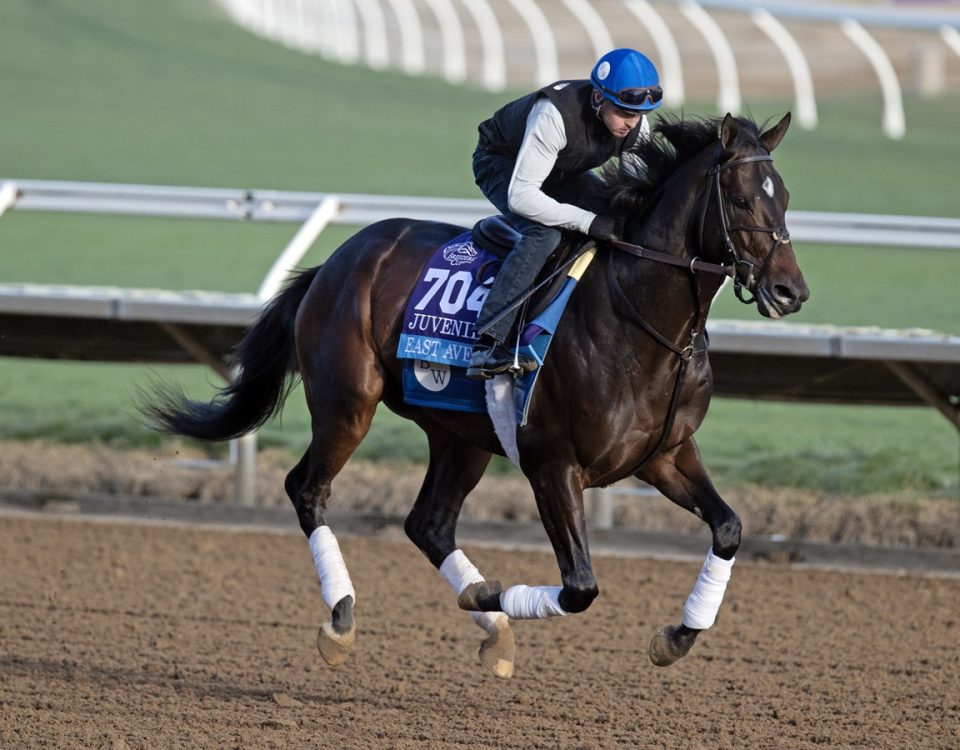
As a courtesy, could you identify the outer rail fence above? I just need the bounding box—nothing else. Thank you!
[214,0,960,138]
[1,179,958,519]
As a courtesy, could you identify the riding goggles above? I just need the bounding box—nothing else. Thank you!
[597,83,663,108]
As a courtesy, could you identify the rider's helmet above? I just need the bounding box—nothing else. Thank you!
[590,48,662,112]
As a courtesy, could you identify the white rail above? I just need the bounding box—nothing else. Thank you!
[8,179,959,250]
[624,0,686,108]
[680,1,741,114]
[506,0,558,86]
[841,19,905,141]
[750,8,817,130]
[212,0,959,140]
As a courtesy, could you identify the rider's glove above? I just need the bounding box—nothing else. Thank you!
[587,214,621,242]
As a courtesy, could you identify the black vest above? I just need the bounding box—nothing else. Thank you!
[477,80,638,182]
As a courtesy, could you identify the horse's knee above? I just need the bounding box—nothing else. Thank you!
[559,583,600,613]
[712,513,742,559]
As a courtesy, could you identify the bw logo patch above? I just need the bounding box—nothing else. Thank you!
[414,360,451,392]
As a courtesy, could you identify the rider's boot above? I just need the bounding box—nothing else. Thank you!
[466,335,537,381]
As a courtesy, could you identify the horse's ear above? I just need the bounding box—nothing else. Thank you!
[761,112,791,152]
[719,113,739,149]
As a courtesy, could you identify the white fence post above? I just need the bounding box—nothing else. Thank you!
[0,181,18,219]
[589,486,615,529]
[680,1,741,114]
[841,18,905,140]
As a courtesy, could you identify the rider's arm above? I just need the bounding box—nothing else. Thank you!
[506,98,596,233]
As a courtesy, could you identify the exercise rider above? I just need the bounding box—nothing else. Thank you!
[466,48,664,380]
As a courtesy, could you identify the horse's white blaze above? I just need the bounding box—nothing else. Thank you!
[762,176,775,198]
[682,548,735,630]
[500,585,568,619]
[308,525,356,610]
[439,549,508,633]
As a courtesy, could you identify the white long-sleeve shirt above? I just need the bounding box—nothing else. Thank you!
[506,98,649,234]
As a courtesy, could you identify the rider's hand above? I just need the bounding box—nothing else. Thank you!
[587,214,621,242]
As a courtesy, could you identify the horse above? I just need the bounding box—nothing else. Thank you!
[145,113,809,679]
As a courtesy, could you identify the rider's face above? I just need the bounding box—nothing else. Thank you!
[599,101,642,139]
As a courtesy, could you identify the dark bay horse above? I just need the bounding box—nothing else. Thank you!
[146,113,809,679]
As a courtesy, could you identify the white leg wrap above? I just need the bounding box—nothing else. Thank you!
[308,526,356,611]
[439,550,508,634]
[682,548,735,630]
[500,585,568,620]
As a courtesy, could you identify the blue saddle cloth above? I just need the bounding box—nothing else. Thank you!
[396,231,588,424]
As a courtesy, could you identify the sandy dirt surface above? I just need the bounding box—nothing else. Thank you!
[1,514,958,750]
[2,441,957,548]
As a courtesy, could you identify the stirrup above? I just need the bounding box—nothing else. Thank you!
[466,343,537,381]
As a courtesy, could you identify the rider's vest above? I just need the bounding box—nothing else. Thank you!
[476,80,640,181]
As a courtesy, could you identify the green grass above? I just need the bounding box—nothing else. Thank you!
[0,0,957,495]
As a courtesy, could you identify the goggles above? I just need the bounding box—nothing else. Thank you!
[597,83,663,108]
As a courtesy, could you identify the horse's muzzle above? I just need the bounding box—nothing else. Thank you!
[756,277,810,319]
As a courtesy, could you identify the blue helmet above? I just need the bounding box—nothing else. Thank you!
[590,48,662,112]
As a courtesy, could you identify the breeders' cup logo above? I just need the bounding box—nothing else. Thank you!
[442,241,478,267]
[414,360,451,392]
[596,61,611,80]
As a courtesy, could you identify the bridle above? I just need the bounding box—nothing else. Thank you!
[610,140,791,307]
[700,143,792,305]
[604,135,792,473]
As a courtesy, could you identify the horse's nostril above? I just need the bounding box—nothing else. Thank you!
[773,284,796,304]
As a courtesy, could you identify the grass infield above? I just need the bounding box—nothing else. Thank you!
[1,0,957,493]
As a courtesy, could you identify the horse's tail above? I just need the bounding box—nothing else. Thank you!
[145,267,319,441]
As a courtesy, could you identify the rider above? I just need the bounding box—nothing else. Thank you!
[466,48,664,380]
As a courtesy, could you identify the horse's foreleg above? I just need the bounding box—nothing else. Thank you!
[404,433,516,679]
[460,463,599,620]
[639,438,741,667]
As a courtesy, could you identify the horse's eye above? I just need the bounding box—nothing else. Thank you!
[733,195,749,210]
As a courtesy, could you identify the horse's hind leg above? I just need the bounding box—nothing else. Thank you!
[286,348,384,667]
[638,438,741,667]
[403,430,516,679]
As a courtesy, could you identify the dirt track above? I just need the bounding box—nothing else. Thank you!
[2,515,958,749]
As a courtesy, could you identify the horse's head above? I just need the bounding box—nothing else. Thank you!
[707,113,810,319]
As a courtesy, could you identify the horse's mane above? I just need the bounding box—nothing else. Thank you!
[601,115,764,219]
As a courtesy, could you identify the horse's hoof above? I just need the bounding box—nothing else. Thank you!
[649,624,690,668]
[317,621,356,667]
[458,580,502,611]
[479,623,516,679]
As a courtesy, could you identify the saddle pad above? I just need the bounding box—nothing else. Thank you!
[397,232,497,413]
[397,233,596,422]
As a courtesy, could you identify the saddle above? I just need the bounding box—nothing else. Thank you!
[470,216,591,322]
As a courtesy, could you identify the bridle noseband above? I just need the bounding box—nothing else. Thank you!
[701,145,791,305]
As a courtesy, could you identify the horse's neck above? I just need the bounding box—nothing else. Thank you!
[603,158,722,348]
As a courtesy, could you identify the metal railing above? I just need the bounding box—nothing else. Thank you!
[8,178,960,250]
